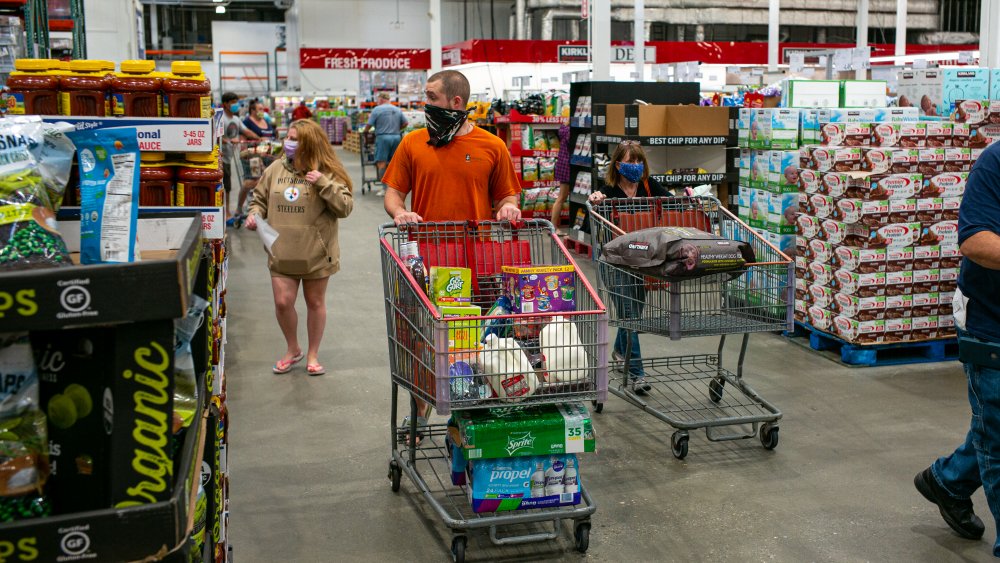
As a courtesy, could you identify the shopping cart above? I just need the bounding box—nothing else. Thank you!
[360,131,379,194]
[589,196,792,460]
[380,220,608,562]
[233,139,281,225]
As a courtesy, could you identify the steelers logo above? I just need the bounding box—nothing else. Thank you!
[284,187,300,202]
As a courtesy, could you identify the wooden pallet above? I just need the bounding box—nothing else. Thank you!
[787,321,959,367]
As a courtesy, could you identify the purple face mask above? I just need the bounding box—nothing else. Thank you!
[284,139,298,160]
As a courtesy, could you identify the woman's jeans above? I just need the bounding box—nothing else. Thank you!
[608,267,645,379]
[931,329,1000,557]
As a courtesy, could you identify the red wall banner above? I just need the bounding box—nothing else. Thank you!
[300,48,431,70]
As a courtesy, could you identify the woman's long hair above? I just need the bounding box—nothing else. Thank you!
[289,119,353,192]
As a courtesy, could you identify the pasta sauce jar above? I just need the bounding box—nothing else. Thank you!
[112,60,162,117]
[60,59,110,116]
[176,153,223,207]
[4,58,60,115]
[139,152,175,206]
[163,61,211,118]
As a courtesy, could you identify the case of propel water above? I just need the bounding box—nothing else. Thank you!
[467,454,582,513]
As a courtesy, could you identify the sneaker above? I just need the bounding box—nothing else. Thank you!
[376,189,386,197]
[631,377,651,395]
[914,467,985,540]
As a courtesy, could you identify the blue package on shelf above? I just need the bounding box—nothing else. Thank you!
[467,454,581,513]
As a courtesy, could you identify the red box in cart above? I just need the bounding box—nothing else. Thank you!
[912,291,941,316]
[834,316,885,344]
[831,269,886,297]
[832,245,886,273]
[912,315,940,340]
[886,269,914,296]
[809,284,837,308]
[886,294,914,318]
[832,293,886,321]
[808,305,837,331]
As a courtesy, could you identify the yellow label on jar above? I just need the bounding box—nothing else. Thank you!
[214,185,223,207]
[59,92,71,115]
[175,182,185,206]
[200,96,212,119]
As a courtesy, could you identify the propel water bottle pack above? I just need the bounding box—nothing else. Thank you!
[467,454,582,513]
[454,402,595,460]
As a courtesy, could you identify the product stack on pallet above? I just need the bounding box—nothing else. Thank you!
[746,70,1000,365]
[494,109,569,221]
[0,57,232,561]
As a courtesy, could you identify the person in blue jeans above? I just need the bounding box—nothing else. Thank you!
[589,141,671,395]
[915,141,1000,557]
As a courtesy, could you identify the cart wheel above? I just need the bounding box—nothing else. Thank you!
[708,378,725,403]
[760,424,779,450]
[670,431,689,460]
[451,536,467,563]
[592,401,604,414]
[574,522,591,553]
[388,460,402,493]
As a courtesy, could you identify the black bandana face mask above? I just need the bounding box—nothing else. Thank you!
[425,103,469,147]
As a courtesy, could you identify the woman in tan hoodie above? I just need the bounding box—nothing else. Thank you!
[246,119,354,375]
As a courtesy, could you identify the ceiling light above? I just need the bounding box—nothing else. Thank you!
[216,5,225,13]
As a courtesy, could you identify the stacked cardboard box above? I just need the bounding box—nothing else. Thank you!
[794,106,970,344]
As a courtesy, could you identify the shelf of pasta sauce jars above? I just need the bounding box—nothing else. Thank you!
[39,115,216,152]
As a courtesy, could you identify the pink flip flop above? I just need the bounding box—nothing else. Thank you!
[307,363,326,376]
[273,352,304,374]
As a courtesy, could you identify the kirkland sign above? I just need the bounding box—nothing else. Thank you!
[557,45,657,63]
[300,48,432,70]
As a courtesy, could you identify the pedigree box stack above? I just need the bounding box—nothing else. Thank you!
[795,106,968,344]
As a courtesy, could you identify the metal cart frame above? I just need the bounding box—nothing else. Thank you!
[589,196,793,459]
[360,132,379,195]
[380,220,608,561]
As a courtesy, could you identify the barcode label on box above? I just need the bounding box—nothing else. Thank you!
[560,493,573,503]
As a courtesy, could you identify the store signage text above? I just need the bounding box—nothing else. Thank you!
[556,45,656,63]
[300,48,432,70]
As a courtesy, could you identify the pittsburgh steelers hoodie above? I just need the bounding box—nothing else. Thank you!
[250,157,353,279]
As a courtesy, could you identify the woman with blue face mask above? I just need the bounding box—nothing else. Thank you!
[588,141,671,395]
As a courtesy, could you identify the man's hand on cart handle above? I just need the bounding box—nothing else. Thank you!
[496,200,522,222]
[245,214,258,231]
[393,210,423,226]
[588,191,607,204]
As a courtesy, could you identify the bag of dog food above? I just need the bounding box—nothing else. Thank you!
[601,226,755,281]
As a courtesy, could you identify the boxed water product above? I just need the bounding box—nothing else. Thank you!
[455,402,595,460]
[873,107,919,123]
[783,80,841,108]
[467,454,582,513]
[841,80,888,108]
[818,108,877,124]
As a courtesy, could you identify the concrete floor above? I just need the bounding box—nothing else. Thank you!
[227,148,997,562]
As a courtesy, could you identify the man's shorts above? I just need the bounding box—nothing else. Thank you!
[374,134,402,163]
[222,160,233,193]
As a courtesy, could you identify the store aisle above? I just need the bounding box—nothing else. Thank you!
[226,149,996,563]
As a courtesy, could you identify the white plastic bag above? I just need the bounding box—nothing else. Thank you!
[539,317,589,383]
[479,334,538,400]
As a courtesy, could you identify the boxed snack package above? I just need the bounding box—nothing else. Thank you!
[941,243,962,268]
[431,266,473,306]
[886,294,914,318]
[898,122,928,148]
[920,220,959,248]
[455,402,595,460]
[468,454,582,513]
[832,198,888,227]
[808,194,837,219]
[920,172,967,198]
[887,246,916,272]
[914,243,941,269]
[885,317,913,342]
[889,199,918,223]
[863,148,919,174]
[808,305,837,331]
[952,99,990,126]
[805,261,836,286]
[820,122,872,147]
[799,168,822,194]
[808,284,837,308]
[944,148,973,172]
[503,265,576,314]
[926,121,954,147]
[916,198,944,223]
[442,306,483,350]
[794,298,809,323]
[832,293,886,321]
[872,123,903,147]
[918,148,947,176]
[805,239,835,263]
[834,316,886,344]
[912,315,940,340]
[832,245,886,272]
[522,157,539,182]
[886,269,914,296]
[912,290,941,315]
[831,268,886,297]
[811,147,863,172]
[797,214,823,239]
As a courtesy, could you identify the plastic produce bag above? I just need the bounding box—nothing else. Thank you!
[0,334,50,517]
[0,117,76,270]
[68,127,141,264]
[174,295,209,431]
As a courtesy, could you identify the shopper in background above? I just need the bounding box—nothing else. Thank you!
[915,141,1000,556]
[245,119,354,377]
[551,123,571,235]
[292,99,313,122]
[231,100,277,227]
[243,99,275,138]
[363,92,408,197]
[382,69,521,443]
[221,92,259,224]
[588,141,670,395]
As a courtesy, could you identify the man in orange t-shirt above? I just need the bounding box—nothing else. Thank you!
[382,70,520,444]
[382,70,521,225]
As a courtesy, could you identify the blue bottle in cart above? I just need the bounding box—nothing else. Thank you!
[480,296,514,343]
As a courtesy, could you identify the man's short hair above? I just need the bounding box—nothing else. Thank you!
[378,91,391,101]
[428,70,470,106]
[221,92,239,103]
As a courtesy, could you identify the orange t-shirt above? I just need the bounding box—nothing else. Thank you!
[382,126,521,221]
